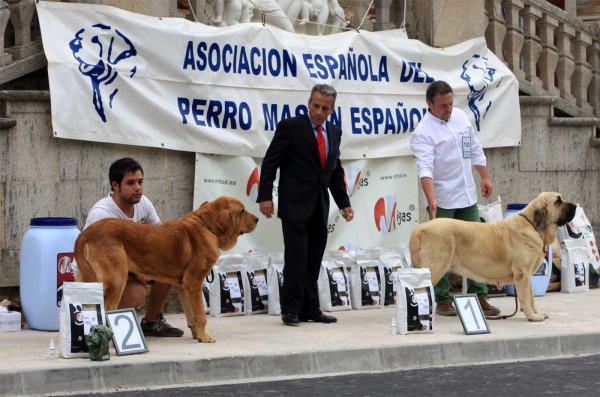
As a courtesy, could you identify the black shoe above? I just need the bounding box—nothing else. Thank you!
[300,314,337,323]
[282,313,299,326]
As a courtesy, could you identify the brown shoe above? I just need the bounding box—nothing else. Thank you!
[479,298,501,316]
[436,302,457,316]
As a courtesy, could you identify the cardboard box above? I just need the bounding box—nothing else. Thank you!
[0,311,22,332]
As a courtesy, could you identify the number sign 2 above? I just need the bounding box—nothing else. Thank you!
[452,294,491,335]
[106,309,149,356]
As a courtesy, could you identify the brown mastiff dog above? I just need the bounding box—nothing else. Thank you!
[75,196,258,342]
[409,192,576,321]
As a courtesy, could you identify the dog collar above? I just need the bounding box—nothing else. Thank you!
[519,214,539,233]
[198,215,219,238]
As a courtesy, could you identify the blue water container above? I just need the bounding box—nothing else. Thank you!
[20,218,80,331]
[502,205,552,297]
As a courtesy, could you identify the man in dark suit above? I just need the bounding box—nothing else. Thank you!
[257,84,354,326]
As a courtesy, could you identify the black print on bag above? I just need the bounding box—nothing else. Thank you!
[276,269,284,296]
[219,272,244,313]
[574,262,586,286]
[384,267,398,306]
[203,281,210,308]
[405,287,433,332]
[360,266,381,306]
[326,268,349,307]
[247,270,269,311]
[69,303,103,353]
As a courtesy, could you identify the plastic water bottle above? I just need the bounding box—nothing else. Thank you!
[391,317,397,334]
[49,339,56,359]
[20,217,80,331]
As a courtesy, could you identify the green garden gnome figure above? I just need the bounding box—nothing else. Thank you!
[86,324,114,361]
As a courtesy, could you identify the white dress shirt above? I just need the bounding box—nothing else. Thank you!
[410,107,486,209]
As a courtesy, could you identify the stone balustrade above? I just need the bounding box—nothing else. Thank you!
[486,0,600,119]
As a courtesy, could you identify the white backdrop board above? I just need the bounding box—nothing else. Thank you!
[38,1,521,160]
[194,154,419,253]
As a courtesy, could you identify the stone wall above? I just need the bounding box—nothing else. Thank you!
[0,92,196,288]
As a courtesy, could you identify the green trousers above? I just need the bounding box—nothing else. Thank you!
[426,204,488,303]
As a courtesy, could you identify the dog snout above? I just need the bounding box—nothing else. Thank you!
[558,202,578,226]
[254,217,259,224]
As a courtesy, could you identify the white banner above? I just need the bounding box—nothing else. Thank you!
[194,154,419,253]
[38,1,521,160]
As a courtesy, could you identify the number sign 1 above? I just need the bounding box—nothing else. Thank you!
[452,294,491,335]
[106,309,149,356]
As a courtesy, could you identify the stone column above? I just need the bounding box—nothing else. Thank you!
[555,22,576,103]
[501,0,525,78]
[588,41,600,117]
[571,31,593,112]
[0,1,13,67]
[373,0,396,32]
[432,0,487,48]
[485,0,506,63]
[7,0,37,61]
[520,4,542,87]
[538,13,559,95]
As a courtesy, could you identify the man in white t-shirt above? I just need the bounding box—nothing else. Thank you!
[83,157,183,337]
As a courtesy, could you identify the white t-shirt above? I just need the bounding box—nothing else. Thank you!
[83,193,160,230]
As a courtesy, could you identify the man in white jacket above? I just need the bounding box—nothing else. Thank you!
[410,80,501,317]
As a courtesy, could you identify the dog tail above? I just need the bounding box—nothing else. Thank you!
[408,228,422,268]
[74,234,96,282]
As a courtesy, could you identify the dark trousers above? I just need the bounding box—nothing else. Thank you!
[281,201,327,318]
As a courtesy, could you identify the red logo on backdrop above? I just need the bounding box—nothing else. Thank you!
[246,167,260,202]
[342,165,361,198]
[338,243,361,251]
[374,196,397,235]
[57,253,75,307]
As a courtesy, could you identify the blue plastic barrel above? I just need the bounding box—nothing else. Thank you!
[502,205,552,297]
[20,218,80,331]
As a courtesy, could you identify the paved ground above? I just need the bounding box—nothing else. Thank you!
[63,355,600,397]
[1,289,599,396]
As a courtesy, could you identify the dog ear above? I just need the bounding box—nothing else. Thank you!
[533,207,547,231]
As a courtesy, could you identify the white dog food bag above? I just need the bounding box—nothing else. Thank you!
[318,251,352,312]
[342,250,356,287]
[59,282,107,359]
[561,239,590,293]
[396,269,435,334]
[558,205,600,271]
[380,250,404,307]
[203,275,212,315]
[243,252,270,315]
[209,254,246,317]
[478,196,502,224]
[267,253,285,316]
[351,252,383,310]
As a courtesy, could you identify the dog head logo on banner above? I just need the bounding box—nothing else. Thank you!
[69,24,138,123]
[246,167,260,202]
[374,195,397,235]
[460,54,497,131]
[343,165,361,198]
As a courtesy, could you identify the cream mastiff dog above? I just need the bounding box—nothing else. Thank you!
[409,192,577,321]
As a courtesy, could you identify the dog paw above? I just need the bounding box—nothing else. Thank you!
[537,311,549,319]
[527,313,546,322]
[198,334,216,343]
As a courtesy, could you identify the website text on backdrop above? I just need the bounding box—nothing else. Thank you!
[80,157,184,337]
[257,84,354,326]
[409,80,500,317]
[410,192,577,321]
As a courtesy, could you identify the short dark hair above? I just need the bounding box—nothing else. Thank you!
[309,84,337,105]
[109,158,143,191]
[426,80,453,104]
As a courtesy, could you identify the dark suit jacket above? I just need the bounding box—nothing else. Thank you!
[257,113,350,226]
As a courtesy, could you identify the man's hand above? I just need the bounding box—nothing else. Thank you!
[259,201,274,219]
[428,200,438,220]
[341,207,354,222]
[481,178,493,199]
